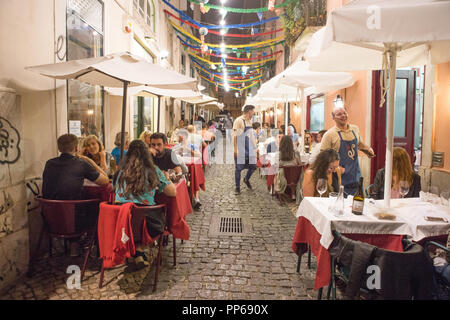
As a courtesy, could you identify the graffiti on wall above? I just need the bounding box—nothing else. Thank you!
[0,117,21,165]
[0,190,14,237]
[26,177,41,212]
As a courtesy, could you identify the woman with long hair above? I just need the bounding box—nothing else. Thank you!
[278,135,301,166]
[274,136,302,199]
[302,149,342,197]
[114,139,176,205]
[372,147,421,199]
[82,134,108,174]
[113,139,176,268]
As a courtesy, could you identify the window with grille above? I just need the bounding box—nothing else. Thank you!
[133,0,155,29]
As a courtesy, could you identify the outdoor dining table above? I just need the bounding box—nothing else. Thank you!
[182,156,206,199]
[291,196,450,290]
[97,179,192,269]
[83,182,113,202]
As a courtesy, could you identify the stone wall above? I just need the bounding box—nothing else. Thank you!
[0,87,28,294]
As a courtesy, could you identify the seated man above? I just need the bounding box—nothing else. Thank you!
[42,133,109,255]
[43,133,109,200]
[149,132,183,176]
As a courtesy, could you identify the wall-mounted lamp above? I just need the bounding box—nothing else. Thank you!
[276,108,282,115]
[160,50,169,60]
[269,111,274,116]
[294,105,300,113]
[87,109,94,115]
[334,94,344,108]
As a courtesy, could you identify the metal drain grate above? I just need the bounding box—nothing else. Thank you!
[219,217,243,233]
[209,215,252,237]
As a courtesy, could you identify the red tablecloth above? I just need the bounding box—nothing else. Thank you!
[97,181,192,269]
[186,163,205,198]
[291,216,404,290]
[83,183,112,202]
[202,145,209,167]
[155,179,192,240]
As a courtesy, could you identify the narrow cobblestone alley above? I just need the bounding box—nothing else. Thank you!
[0,162,320,300]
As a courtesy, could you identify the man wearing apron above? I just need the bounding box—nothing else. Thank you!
[321,106,375,196]
[233,105,257,195]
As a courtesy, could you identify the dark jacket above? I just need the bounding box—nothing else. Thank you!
[329,234,434,300]
[372,168,421,200]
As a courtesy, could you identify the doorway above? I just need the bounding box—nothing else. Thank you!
[371,68,424,183]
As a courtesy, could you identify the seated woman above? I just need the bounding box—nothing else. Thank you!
[372,146,421,199]
[114,139,176,268]
[274,135,302,199]
[111,132,129,167]
[302,149,342,197]
[139,130,152,149]
[82,134,108,174]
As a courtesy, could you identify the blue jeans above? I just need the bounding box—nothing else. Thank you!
[234,157,256,189]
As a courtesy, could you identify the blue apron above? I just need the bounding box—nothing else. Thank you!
[338,130,361,188]
[236,118,256,166]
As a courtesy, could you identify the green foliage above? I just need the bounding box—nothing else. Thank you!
[281,1,306,47]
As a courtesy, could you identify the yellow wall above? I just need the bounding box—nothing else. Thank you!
[434,62,450,170]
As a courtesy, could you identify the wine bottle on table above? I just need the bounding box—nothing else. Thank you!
[352,177,365,215]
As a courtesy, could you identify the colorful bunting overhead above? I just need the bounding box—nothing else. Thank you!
[162,0,282,95]
[185,0,297,13]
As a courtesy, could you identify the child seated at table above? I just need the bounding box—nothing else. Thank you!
[113,139,176,268]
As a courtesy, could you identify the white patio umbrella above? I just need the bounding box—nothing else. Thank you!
[105,85,203,132]
[26,52,198,158]
[258,73,317,134]
[275,59,355,134]
[199,101,224,112]
[304,0,450,208]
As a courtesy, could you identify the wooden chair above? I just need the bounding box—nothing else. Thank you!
[27,197,100,277]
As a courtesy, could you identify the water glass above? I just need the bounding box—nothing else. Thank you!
[328,192,338,213]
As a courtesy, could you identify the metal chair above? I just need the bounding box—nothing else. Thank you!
[27,197,101,277]
[322,231,432,300]
[276,165,304,204]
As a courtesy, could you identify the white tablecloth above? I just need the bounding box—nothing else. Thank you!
[296,197,450,250]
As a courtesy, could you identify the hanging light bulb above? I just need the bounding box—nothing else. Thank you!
[220,19,226,25]
[220,28,226,36]
[334,94,344,108]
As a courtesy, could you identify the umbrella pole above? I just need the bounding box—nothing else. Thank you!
[285,98,288,135]
[157,95,161,133]
[301,88,306,134]
[120,81,129,161]
[383,44,397,209]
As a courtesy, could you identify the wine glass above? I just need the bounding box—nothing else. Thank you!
[398,180,409,198]
[316,179,327,198]
[440,190,450,206]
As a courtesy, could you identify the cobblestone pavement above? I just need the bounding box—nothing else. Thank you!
[0,162,329,300]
